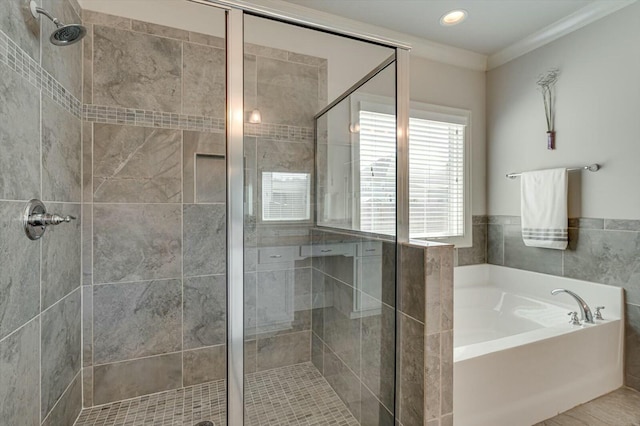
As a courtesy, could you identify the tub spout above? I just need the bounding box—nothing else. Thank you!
[551,288,594,324]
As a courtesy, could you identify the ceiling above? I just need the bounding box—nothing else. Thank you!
[280,0,596,55]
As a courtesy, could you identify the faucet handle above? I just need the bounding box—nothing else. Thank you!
[568,311,581,325]
[594,306,605,320]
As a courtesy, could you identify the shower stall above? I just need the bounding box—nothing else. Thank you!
[0,0,413,425]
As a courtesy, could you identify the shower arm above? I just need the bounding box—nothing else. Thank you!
[30,2,63,27]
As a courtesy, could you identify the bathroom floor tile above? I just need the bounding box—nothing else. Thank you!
[74,362,358,426]
[536,386,640,426]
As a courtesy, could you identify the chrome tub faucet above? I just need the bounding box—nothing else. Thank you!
[551,288,595,324]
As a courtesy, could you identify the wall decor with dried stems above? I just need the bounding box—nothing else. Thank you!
[537,68,559,150]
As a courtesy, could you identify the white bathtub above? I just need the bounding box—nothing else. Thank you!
[453,265,624,426]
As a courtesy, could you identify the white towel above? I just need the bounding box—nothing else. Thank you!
[521,168,568,250]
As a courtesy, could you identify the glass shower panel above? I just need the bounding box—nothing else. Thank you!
[314,62,397,425]
[243,14,396,424]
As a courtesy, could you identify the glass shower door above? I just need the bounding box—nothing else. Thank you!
[241,13,397,424]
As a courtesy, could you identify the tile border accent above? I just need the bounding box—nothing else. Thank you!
[0,29,82,118]
[0,28,316,138]
[245,122,314,141]
[83,104,315,139]
[83,104,225,133]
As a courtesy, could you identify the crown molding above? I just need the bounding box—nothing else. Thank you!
[198,0,488,71]
[487,0,637,70]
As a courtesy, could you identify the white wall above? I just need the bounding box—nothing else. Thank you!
[410,56,487,215]
[487,2,640,219]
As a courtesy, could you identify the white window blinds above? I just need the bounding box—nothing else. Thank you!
[408,118,465,238]
[359,111,397,235]
[358,110,466,238]
[262,172,311,221]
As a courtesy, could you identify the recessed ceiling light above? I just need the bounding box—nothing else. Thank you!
[440,9,467,26]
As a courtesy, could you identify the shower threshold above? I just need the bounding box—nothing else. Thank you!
[74,362,358,426]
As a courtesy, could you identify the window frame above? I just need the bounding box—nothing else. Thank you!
[351,93,472,247]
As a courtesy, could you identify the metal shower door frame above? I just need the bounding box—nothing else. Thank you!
[190,1,411,424]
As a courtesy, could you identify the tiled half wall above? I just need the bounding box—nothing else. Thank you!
[398,242,454,426]
[311,228,455,426]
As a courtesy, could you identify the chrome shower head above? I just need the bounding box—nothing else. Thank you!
[50,23,86,46]
[29,1,87,46]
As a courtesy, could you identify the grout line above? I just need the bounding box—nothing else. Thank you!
[0,313,39,345]
[93,342,229,367]
[41,369,82,425]
[38,83,43,426]
[92,277,184,287]
[181,128,185,389]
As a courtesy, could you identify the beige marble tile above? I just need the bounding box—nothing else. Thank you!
[0,0,40,60]
[399,244,425,322]
[440,246,454,332]
[83,25,93,104]
[256,330,311,371]
[93,124,181,203]
[424,334,441,420]
[82,10,131,29]
[41,372,82,426]
[0,318,40,426]
[256,57,319,128]
[183,345,226,386]
[425,248,441,335]
[93,203,182,284]
[93,280,182,364]
[131,20,189,40]
[93,353,182,405]
[42,97,82,202]
[93,25,182,112]
[189,32,225,48]
[183,42,225,117]
[0,62,41,200]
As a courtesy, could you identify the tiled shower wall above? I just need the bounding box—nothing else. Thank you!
[81,10,328,406]
[311,229,396,424]
[0,0,83,425]
[485,216,640,391]
[81,11,228,407]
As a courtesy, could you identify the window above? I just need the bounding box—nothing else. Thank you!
[359,110,397,235]
[355,97,471,246]
[408,115,465,239]
[262,172,311,221]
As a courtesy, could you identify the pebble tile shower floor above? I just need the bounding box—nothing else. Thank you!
[74,363,359,426]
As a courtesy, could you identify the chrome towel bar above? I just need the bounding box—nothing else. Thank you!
[506,163,600,179]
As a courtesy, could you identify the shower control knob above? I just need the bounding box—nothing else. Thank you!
[594,306,605,320]
[568,311,581,325]
[23,199,76,240]
[28,213,76,226]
